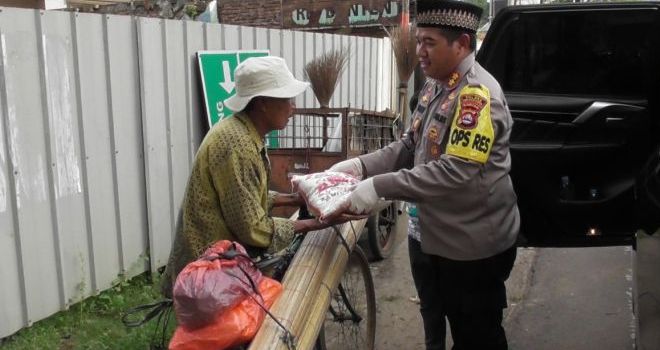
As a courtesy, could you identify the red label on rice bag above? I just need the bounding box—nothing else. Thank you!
[291,171,359,218]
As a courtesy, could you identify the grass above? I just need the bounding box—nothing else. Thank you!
[0,274,176,350]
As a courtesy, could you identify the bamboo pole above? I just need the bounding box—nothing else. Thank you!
[249,219,366,350]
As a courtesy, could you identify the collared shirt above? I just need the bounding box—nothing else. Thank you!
[162,112,294,289]
[359,53,520,261]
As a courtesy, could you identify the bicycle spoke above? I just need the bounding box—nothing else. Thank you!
[321,247,375,350]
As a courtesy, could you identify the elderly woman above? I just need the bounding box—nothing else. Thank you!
[161,56,345,296]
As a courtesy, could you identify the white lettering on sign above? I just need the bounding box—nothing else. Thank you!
[216,101,225,120]
[319,9,336,25]
[292,8,310,25]
[290,1,399,27]
[349,4,380,24]
[382,1,399,18]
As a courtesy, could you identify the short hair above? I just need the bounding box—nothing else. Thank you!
[437,27,477,52]
[243,96,263,113]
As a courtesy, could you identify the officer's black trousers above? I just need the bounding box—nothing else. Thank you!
[408,237,517,350]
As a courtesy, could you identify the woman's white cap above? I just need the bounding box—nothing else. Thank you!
[224,56,310,112]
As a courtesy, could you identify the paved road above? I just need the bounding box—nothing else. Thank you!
[506,247,635,350]
[367,212,536,349]
[368,212,634,349]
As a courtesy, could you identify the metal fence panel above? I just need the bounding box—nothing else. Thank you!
[164,20,190,242]
[0,9,27,338]
[182,20,205,159]
[137,17,175,272]
[105,14,149,280]
[222,23,240,50]
[0,7,64,331]
[0,7,396,339]
[268,28,282,58]
[73,11,119,296]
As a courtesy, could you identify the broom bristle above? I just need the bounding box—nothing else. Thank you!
[304,47,349,108]
[389,25,419,83]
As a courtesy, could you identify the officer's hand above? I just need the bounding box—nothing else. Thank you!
[328,158,363,180]
[347,177,380,215]
[319,178,387,222]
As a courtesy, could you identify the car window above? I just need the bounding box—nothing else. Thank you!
[487,9,657,98]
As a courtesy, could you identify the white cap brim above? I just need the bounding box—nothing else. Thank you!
[224,79,310,112]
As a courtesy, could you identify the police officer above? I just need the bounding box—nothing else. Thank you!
[329,0,520,348]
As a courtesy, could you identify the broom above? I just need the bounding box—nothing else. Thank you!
[303,47,349,108]
[388,20,418,129]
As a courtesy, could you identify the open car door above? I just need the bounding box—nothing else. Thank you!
[476,4,660,246]
[637,147,660,235]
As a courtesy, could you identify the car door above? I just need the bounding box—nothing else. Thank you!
[637,146,660,235]
[476,4,660,246]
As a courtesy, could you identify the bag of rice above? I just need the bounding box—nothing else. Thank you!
[291,171,359,219]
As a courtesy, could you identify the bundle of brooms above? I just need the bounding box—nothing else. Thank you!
[388,23,419,128]
[303,47,349,108]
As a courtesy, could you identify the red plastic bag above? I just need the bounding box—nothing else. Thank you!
[169,276,282,350]
[291,171,359,218]
[172,240,264,329]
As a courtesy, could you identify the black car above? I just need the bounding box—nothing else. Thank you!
[476,3,660,348]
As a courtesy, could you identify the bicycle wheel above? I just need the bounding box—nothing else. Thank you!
[316,246,376,350]
[367,201,399,260]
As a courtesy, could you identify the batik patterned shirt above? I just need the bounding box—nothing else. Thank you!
[161,112,294,294]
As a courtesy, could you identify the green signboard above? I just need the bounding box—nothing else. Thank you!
[197,50,279,148]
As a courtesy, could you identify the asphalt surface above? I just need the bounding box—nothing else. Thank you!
[367,212,537,349]
[367,212,634,349]
[506,246,634,350]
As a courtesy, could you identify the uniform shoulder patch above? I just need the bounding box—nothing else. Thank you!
[446,84,493,164]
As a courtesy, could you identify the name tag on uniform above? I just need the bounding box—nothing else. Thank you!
[433,113,447,123]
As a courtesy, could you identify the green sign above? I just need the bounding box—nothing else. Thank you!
[197,50,279,148]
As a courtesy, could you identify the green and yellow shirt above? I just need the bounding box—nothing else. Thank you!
[162,112,294,293]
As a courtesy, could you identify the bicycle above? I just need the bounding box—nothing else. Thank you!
[254,206,377,350]
[123,206,376,350]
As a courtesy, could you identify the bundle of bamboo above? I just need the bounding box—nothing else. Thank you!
[248,218,367,350]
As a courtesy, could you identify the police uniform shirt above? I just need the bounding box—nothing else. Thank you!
[359,53,520,261]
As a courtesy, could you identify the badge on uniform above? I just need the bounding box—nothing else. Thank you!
[447,72,460,89]
[422,85,433,103]
[430,144,440,157]
[427,126,439,142]
[457,94,487,129]
[446,85,494,165]
[441,101,450,111]
[412,118,421,131]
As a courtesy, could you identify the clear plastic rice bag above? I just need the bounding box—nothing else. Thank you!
[291,171,359,219]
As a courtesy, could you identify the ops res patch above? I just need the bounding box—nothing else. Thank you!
[446,84,493,164]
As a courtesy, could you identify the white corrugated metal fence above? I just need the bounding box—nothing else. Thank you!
[0,6,397,338]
